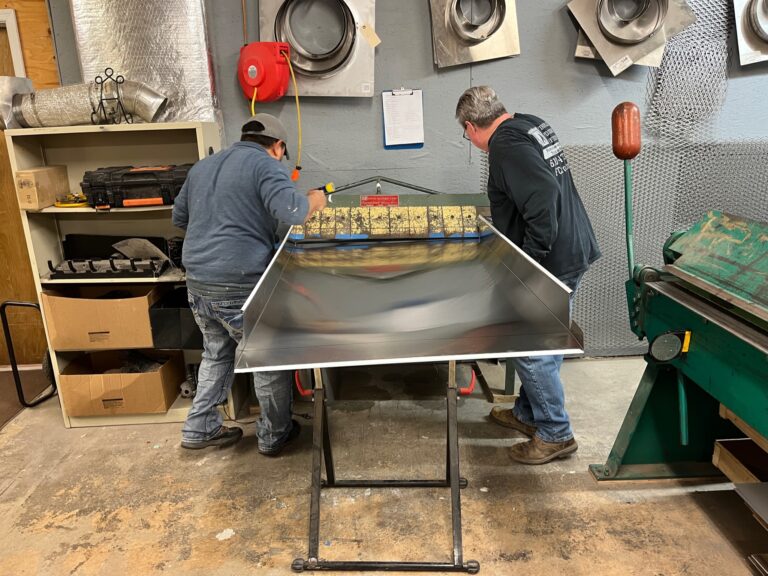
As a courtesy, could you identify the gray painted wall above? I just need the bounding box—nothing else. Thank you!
[46,0,768,356]
[48,0,768,194]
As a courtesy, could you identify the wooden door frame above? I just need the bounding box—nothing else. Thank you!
[0,8,26,77]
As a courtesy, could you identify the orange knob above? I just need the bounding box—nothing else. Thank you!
[612,102,641,160]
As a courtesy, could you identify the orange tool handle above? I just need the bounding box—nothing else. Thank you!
[122,198,166,207]
[612,102,641,160]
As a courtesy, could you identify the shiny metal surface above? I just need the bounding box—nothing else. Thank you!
[597,0,668,45]
[260,0,375,97]
[429,0,519,68]
[70,0,219,122]
[735,0,768,65]
[11,81,167,128]
[235,220,581,373]
[750,0,768,41]
[275,0,357,76]
[574,28,665,66]
[569,0,695,75]
[0,76,32,130]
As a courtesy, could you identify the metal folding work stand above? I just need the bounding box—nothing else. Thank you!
[236,212,584,573]
[291,362,480,573]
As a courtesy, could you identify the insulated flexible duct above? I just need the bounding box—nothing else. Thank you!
[9,81,167,128]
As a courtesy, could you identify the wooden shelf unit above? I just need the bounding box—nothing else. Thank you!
[5,122,226,428]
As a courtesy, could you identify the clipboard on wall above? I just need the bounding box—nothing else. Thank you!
[382,88,424,150]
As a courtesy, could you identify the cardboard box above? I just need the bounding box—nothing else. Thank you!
[59,351,183,417]
[15,165,69,210]
[41,286,167,351]
[150,287,203,350]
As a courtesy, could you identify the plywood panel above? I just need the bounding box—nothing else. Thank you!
[0,133,45,365]
[0,1,57,365]
[0,321,47,364]
[0,28,12,74]
[1,0,59,88]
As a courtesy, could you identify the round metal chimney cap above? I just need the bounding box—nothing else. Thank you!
[448,0,506,44]
[274,0,357,78]
[597,0,669,45]
[749,0,768,42]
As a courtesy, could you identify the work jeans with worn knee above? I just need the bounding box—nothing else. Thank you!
[182,286,293,450]
[511,271,584,444]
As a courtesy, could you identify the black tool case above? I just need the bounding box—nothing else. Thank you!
[80,164,193,210]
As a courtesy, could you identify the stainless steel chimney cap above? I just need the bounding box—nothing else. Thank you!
[597,0,669,45]
[749,0,768,42]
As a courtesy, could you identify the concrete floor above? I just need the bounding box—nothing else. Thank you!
[1,357,766,576]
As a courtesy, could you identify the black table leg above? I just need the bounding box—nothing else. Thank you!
[292,362,479,574]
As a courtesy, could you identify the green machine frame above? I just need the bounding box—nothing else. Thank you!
[589,151,768,481]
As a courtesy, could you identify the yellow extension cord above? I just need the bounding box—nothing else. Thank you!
[246,51,302,180]
[282,51,302,180]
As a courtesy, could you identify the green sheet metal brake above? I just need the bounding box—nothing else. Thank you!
[589,104,768,481]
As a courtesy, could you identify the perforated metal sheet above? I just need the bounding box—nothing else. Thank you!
[476,0,766,357]
[645,0,731,140]
[567,141,768,356]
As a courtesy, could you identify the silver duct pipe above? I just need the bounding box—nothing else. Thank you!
[0,76,33,130]
[6,80,167,128]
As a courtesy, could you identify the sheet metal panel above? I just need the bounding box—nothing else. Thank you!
[236,222,581,373]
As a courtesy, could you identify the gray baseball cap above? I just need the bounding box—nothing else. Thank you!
[242,113,289,149]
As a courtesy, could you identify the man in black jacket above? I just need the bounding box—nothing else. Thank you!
[456,86,601,464]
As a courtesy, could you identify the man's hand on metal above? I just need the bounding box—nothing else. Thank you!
[305,188,327,222]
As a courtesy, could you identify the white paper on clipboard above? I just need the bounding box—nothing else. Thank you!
[382,88,424,147]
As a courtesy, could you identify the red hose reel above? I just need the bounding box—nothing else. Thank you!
[237,42,291,103]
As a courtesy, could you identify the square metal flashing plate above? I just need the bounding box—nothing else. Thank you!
[429,0,520,68]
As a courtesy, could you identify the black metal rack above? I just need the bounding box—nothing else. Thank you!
[291,362,480,573]
[47,258,168,279]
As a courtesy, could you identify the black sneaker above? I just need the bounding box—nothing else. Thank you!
[181,426,243,450]
[258,420,301,457]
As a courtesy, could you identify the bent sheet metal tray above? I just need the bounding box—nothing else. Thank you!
[235,217,583,373]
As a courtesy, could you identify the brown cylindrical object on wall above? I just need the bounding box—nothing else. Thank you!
[612,102,641,160]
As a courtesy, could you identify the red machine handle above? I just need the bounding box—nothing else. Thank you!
[458,367,477,396]
[612,102,641,160]
[294,370,313,397]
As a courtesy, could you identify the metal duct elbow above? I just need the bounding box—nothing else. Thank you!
[7,80,167,128]
[119,81,168,124]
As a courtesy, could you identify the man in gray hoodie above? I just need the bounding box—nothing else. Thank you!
[173,113,326,454]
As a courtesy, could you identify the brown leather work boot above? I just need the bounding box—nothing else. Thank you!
[489,407,537,437]
[508,436,578,465]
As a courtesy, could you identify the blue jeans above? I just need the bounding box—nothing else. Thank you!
[182,286,294,450]
[511,271,584,443]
